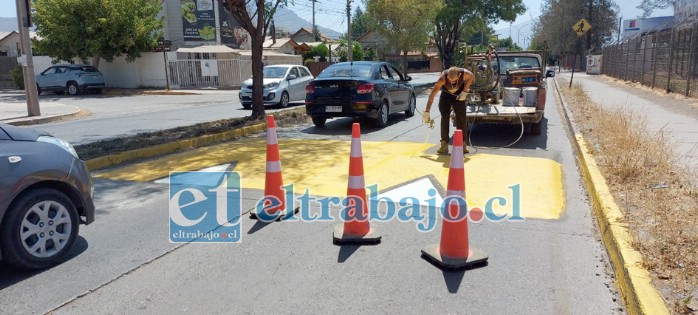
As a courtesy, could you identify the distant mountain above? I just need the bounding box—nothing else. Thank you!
[272,6,342,39]
[0,17,18,32]
[0,7,344,40]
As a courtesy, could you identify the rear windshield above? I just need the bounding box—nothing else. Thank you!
[318,64,373,78]
[71,66,99,72]
[496,56,541,72]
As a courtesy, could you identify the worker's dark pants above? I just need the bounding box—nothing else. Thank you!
[438,92,468,144]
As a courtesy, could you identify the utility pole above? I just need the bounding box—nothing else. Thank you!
[618,16,622,42]
[347,0,352,62]
[586,0,592,50]
[16,0,40,116]
[312,0,317,41]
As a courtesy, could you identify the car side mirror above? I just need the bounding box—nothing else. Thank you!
[405,75,412,81]
[288,74,297,80]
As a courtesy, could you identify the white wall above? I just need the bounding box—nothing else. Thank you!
[100,52,168,88]
[28,53,168,88]
[28,51,303,89]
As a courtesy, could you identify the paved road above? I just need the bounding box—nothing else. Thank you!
[0,77,622,314]
[0,72,442,145]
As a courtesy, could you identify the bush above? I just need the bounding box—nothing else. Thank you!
[10,64,24,89]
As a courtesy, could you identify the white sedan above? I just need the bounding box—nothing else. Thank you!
[239,64,315,108]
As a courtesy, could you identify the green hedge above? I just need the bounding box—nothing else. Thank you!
[10,64,24,89]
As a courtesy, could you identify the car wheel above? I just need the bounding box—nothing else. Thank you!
[36,84,42,95]
[405,94,416,117]
[67,82,79,95]
[375,101,389,128]
[312,116,326,127]
[278,91,290,108]
[0,189,79,269]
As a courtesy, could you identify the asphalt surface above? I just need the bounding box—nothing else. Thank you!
[0,75,623,314]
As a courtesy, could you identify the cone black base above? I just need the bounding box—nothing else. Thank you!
[333,225,381,245]
[421,244,488,270]
[249,207,300,221]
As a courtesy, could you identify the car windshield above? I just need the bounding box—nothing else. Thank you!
[318,64,373,78]
[263,66,289,79]
[498,56,541,72]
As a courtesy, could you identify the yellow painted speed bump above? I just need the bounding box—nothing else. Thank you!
[96,139,564,220]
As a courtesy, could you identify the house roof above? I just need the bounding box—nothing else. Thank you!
[176,45,240,53]
[291,27,331,42]
[355,30,378,42]
[236,50,299,57]
[263,37,296,49]
[0,31,18,44]
[0,31,41,43]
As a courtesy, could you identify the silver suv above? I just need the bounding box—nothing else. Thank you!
[35,64,106,96]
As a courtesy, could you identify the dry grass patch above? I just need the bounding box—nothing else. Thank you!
[558,79,698,314]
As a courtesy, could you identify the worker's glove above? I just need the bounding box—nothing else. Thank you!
[456,91,468,101]
[422,111,435,129]
[422,111,431,124]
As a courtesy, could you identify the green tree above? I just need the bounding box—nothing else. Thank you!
[336,40,364,61]
[636,0,675,18]
[33,0,164,69]
[434,0,525,69]
[313,44,329,59]
[351,7,377,39]
[496,37,522,51]
[367,0,442,75]
[352,41,365,61]
[531,0,618,57]
[220,0,287,120]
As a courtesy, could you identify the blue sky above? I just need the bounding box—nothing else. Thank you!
[1,0,673,47]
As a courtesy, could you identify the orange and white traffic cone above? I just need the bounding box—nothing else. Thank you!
[333,123,381,245]
[251,115,298,220]
[421,129,487,269]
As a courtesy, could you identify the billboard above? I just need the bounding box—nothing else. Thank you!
[218,3,250,49]
[622,16,675,39]
[181,0,217,42]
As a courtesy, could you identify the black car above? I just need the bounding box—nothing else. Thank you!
[0,124,95,269]
[305,61,417,127]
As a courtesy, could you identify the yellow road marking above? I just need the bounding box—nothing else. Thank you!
[96,138,564,219]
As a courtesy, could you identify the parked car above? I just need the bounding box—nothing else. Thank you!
[0,124,95,269]
[35,64,105,96]
[239,64,314,109]
[304,61,417,127]
[546,66,556,77]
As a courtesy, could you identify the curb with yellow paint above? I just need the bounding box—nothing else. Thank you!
[554,79,669,315]
[85,107,305,170]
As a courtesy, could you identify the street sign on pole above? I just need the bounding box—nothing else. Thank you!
[572,18,592,37]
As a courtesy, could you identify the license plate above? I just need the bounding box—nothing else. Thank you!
[325,106,343,112]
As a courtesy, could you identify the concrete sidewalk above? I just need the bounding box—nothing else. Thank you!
[558,71,698,172]
[0,100,82,126]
